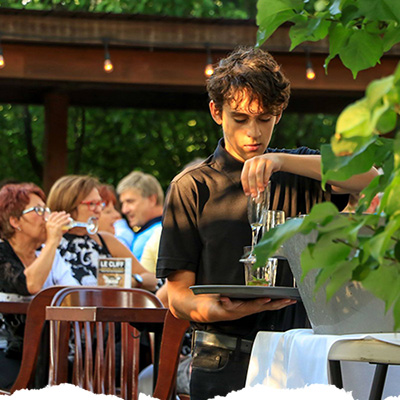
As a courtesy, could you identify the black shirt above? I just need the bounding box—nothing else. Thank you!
[0,240,30,359]
[157,139,348,339]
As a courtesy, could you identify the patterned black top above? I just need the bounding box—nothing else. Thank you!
[58,233,111,286]
[0,240,31,359]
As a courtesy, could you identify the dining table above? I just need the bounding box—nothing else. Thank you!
[245,328,400,400]
[0,292,32,315]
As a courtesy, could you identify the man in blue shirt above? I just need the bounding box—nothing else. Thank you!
[116,171,164,263]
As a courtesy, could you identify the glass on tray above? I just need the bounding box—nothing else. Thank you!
[241,246,278,287]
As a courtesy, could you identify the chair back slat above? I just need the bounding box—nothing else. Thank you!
[83,321,94,392]
[94,321,105,394]
[104,323,116,395]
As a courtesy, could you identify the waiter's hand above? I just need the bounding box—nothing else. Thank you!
[241,153,282,197]
[219,296,296,313]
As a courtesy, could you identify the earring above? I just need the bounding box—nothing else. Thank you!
[16,226,21,231]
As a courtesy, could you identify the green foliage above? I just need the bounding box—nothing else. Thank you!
[257,0,400,78]
[1,0,257,18]
[0,104,338,192]
[256,0,400,329]
[0,105,222,191]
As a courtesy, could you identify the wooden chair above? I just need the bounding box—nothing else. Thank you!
[152,309,190,400]
[46,286,165,400]
[0,286,66,395]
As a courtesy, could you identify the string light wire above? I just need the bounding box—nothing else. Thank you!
[204,43,214,77]
[103,40,113,73]
[0,39,5,69]
[305,47,316,80]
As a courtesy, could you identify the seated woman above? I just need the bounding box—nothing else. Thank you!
[0,183,75,390]
[98,184,123,235]
[47,175,157,291]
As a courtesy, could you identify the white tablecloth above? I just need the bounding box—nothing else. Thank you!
[246,329,400,400]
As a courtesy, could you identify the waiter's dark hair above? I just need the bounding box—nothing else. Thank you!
[206,46,290,115]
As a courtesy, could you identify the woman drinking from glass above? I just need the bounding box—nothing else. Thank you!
[0,183,75,389]
[47,175,157,290]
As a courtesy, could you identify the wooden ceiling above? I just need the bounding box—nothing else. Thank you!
[1,7,399,190]
[1,7,399,114]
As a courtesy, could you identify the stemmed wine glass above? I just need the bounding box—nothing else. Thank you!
[63,216,99,234]
[242,181,271,263]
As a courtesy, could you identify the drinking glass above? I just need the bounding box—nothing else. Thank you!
[241,245,278,286]
[63,216,99,234]
[263,210,286,235]
[245,181,271,262]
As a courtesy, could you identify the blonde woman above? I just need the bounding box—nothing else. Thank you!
[47,175,157,291]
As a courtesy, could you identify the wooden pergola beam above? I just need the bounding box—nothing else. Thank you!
[0,7,399,189]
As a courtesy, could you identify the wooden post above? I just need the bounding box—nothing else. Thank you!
[43,92,69,194]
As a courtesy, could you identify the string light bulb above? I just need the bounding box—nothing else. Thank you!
[204,43,214,77]
[305,48,315,80]
[0,40,5,69]
[103,40,113,73]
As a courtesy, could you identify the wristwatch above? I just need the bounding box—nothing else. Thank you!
[132,273,144,288]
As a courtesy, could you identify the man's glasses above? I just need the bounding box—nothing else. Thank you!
[22,206,51,216]
[80,200,106,211]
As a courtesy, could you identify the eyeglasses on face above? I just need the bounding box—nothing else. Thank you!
[80,200,106,211]
[22,206,51,216]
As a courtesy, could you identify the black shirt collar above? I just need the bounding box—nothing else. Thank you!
[213,138,244,187]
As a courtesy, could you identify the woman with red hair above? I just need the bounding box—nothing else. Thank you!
[0,182,76,389]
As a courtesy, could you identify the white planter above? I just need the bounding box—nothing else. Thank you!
[280,228,395,334]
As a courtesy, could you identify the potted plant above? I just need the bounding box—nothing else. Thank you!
[254,0,400,331]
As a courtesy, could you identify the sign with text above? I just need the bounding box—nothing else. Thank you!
[97,257,132,288]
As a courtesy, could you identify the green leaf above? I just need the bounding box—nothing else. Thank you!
[339,30,384,78]
[316,213,353,233]
[382,23,400,52]
[383,0,400,23]
[254,217,304,266]
[394,62,400,84]
[364,217,400,262]
[382,175,400,216]
[376,109,397,134]
[362,259,400,311]
[340,3,362,26]
[358,0,399,22]
[321,137,391,188]
[300,230,352,283]
[335,98,371,138]
[256,0,303,21]
[256,0,303,43]
[394,296,400,331]
[256,10,296,46]
[394,241,400,262]
[324,23,352,72]
[300,202,340,229]
[325,260,356,300]
[366,75,394,108]
[289,14,331,49]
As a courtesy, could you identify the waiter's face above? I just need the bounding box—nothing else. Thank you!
[209,91,281,162]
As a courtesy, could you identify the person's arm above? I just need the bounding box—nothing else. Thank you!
[100,232,158,291]
[167,270,296,323]
[24,211,71,294]
[155,282,169,307]
[241,152,379,197]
